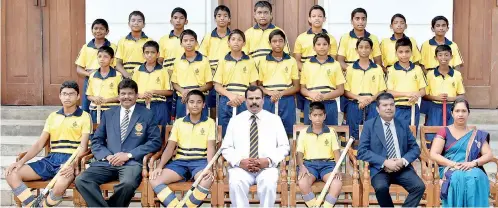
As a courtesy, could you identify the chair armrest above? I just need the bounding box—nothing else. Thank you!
[148,151,163,171]
[216,155,226,181]
[417,152,434,182]
[362,161,371,181]
[76,149,92,171]
[347,149,360,180]
[488,157,498,182]
[81,153,94,171]
[142,153,154,177]
[279,158,287,182]
[16,152,28,162]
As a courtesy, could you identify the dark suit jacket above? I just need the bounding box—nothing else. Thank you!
[90,105,162,167]
[357,116,420,177]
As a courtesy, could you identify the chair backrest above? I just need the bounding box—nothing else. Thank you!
[419,125,476,153]
[358,125,416,140]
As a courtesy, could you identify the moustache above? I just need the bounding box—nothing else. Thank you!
[250,104,259,108]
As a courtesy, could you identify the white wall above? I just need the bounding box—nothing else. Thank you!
[321,0,453,48]
[85,0,218,43]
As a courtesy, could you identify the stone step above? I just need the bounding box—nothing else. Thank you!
[1,106,60,120]
[1,120,45,136]
[0,136,44,156]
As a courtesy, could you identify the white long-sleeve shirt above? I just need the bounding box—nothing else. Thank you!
[221,109,290,168]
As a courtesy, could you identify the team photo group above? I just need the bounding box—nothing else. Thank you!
[4,1,494,207]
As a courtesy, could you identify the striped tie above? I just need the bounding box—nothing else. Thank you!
[249,115,259,158]
[384,122,397,159]
[121,109,130,142]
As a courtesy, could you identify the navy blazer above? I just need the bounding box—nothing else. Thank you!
[357,116,420,177]
[90,105,162,167]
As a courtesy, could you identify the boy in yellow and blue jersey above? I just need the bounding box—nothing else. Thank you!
[301,33,345,125]
[244,1,290,62]
[199,5,232,117]
[115,11,152,78]
[149,90,215,208]
[214,29,259,137]
[344,37,387,140]
[387,38,427,128]
[294,5,337,112]
[423,45,465,141]
[259,29,300,135]
[171,29,213,119]
[158,7,189,70]
[380,13,421,68]
[420,16,464,72]
[297,102,342,208]
[86,46,122,123]
[75,19,117,113]
[132,41,173,126]
[6,81,91,207]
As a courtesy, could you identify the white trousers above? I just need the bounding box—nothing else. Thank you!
[228,167,279,208]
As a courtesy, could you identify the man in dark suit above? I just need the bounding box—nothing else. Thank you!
[357,92,425,207]
[75,79,162,207]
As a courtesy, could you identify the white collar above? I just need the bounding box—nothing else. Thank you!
[121,104,136,114]
[380,117,394,126]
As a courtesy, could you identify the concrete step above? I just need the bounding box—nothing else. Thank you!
[1,106,60,120]
[1,120,45,136]
[0,136,44,156]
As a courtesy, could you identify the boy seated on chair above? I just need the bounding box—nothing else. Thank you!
[5,81,92,207]
[297,102,342,207]
[149,90,216,207]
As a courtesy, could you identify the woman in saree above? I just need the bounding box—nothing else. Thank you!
[430,98,493,207]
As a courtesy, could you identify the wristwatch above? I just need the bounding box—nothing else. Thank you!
[127,153,133,159]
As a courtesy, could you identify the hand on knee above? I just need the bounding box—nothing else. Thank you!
[298,178,312,193]
[199,175,214,189]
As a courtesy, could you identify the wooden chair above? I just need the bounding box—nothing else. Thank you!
[215,139,289,207]
[77,125,162,207]
[288,125,362,207]
[146,125,222,207]
[359,125,434,207]
[419,125,498,207]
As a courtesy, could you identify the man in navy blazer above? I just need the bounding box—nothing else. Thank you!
[357,92,425,207]
[75,79,162,207]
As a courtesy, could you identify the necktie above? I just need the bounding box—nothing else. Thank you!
[384,122,397,159]
[249,115,259,158]
[121,109,130,142]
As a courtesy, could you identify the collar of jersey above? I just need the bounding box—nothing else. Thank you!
[181,51,204,62]
[169,30,180,38]
[434,66,455,77]
[266,52,291,62]
[307,28,328,34]
[183,113,208,124]
[349,29,371,39]
[352,60,377,70]
[393,61,416,71]
[253,23,276,30]
[309,55,335,64]
[390,34,407,41]
[224,52,250,61]
[211,28,231,38]
[125,32,148,40]
[429,37,452,46]
[138,63,163,73]
[306,125,330,135]
[87,39,111,49]
[94,67,118,79]
[56,107,83,117]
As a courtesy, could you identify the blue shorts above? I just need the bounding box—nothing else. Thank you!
[137,101,169,126]
[164,159,207,181]
[27,153,71,180]
[262,95,296,135]
[206,88,217,108]
[300,160,336,181]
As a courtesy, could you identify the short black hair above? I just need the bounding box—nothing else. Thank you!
[91,18,109,31]
[309,102,325,114]
[452,97,470,113]
[395,37,413,51]
[180,29,197,42]
[313,33,330,45]
[214,5,231,18]
[356,37,373,48]
[118,79,138,94]
[98,46,115,58]
[245,85,263,98]
[390,13,406,24]
[431,16,449,28]
[60,80,79,94]
[376,92,394,106]
[254,1,272,12]
[351,8,367,20]
[228,29,246,42]
[129,11,145,23]
[186,90,205,103]
[268,29,286,43]
[435,44,452,56]
[309,5,326,17]
[142,40,160,53]
[171,7,187,19]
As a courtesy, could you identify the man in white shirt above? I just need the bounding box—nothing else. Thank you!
[357,92,425,207]
[220,85,290,207]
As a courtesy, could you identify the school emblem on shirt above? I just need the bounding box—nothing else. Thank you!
[452,82,455,88]
[135,123,143,136]
[372,76,376,82]
[414,74,418,80]
[156,77,161,84]
[324,139,329,146]
[285,67,289,73]
[109,83,114,89]
[72,121,78,128]
[327,69,331,75]
[200,128,205,135]
[243,67,247,73]
[195,68,200,75]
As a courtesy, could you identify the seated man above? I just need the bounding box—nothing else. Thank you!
[148,90,216,207]
[357,92,425,207]
[6,81,91,207]
[75,79,162,207]
[220,85,290,207]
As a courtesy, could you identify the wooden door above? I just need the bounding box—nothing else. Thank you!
[453,0,498,108]
[42,0,85,105]
[1,0,44,105]
[219,0,318,52]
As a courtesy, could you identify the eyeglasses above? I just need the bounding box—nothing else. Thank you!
[61,92,78,97]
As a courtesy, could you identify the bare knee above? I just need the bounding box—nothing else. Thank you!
[148,177,162,188]
[52,176,74,196]
[6,172,21,187]
[298,177,313,193]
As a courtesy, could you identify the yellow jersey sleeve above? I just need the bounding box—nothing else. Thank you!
[169,120,180,142]
[371,35,382,58]
[86,75,95,96]
[386,67,395,90]
[82,113,93,134]
[207,119,216,141]
[163,69,171,91]
[332,63,346,86]
[198,35,210,55]
[75,45,87,68]
[213,60,224,84]
[450,43,464,67]
[158,36,168,59]
[258,60,266,81]
[294,35,304,54]
[328,35,338,56]
[242,28,251,55]
[290,58,299,80]
[377,70,388,92]
[115,38,125,60]
[42,113,53,133]
[203,60,213,84]
[456,73,465,95]
[337,34,349,57]
[171,60,179,84]
[420,41,431,68]
[296,130,305,154]
[416,67,428,90]
[329,128,340,152]
[410,38,421,63]
[344,67,353,92]
[131,65,140,82]
[300,64,308,85]
[249,59,259,83]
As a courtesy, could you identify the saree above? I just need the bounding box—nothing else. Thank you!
[437,127,490,207]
